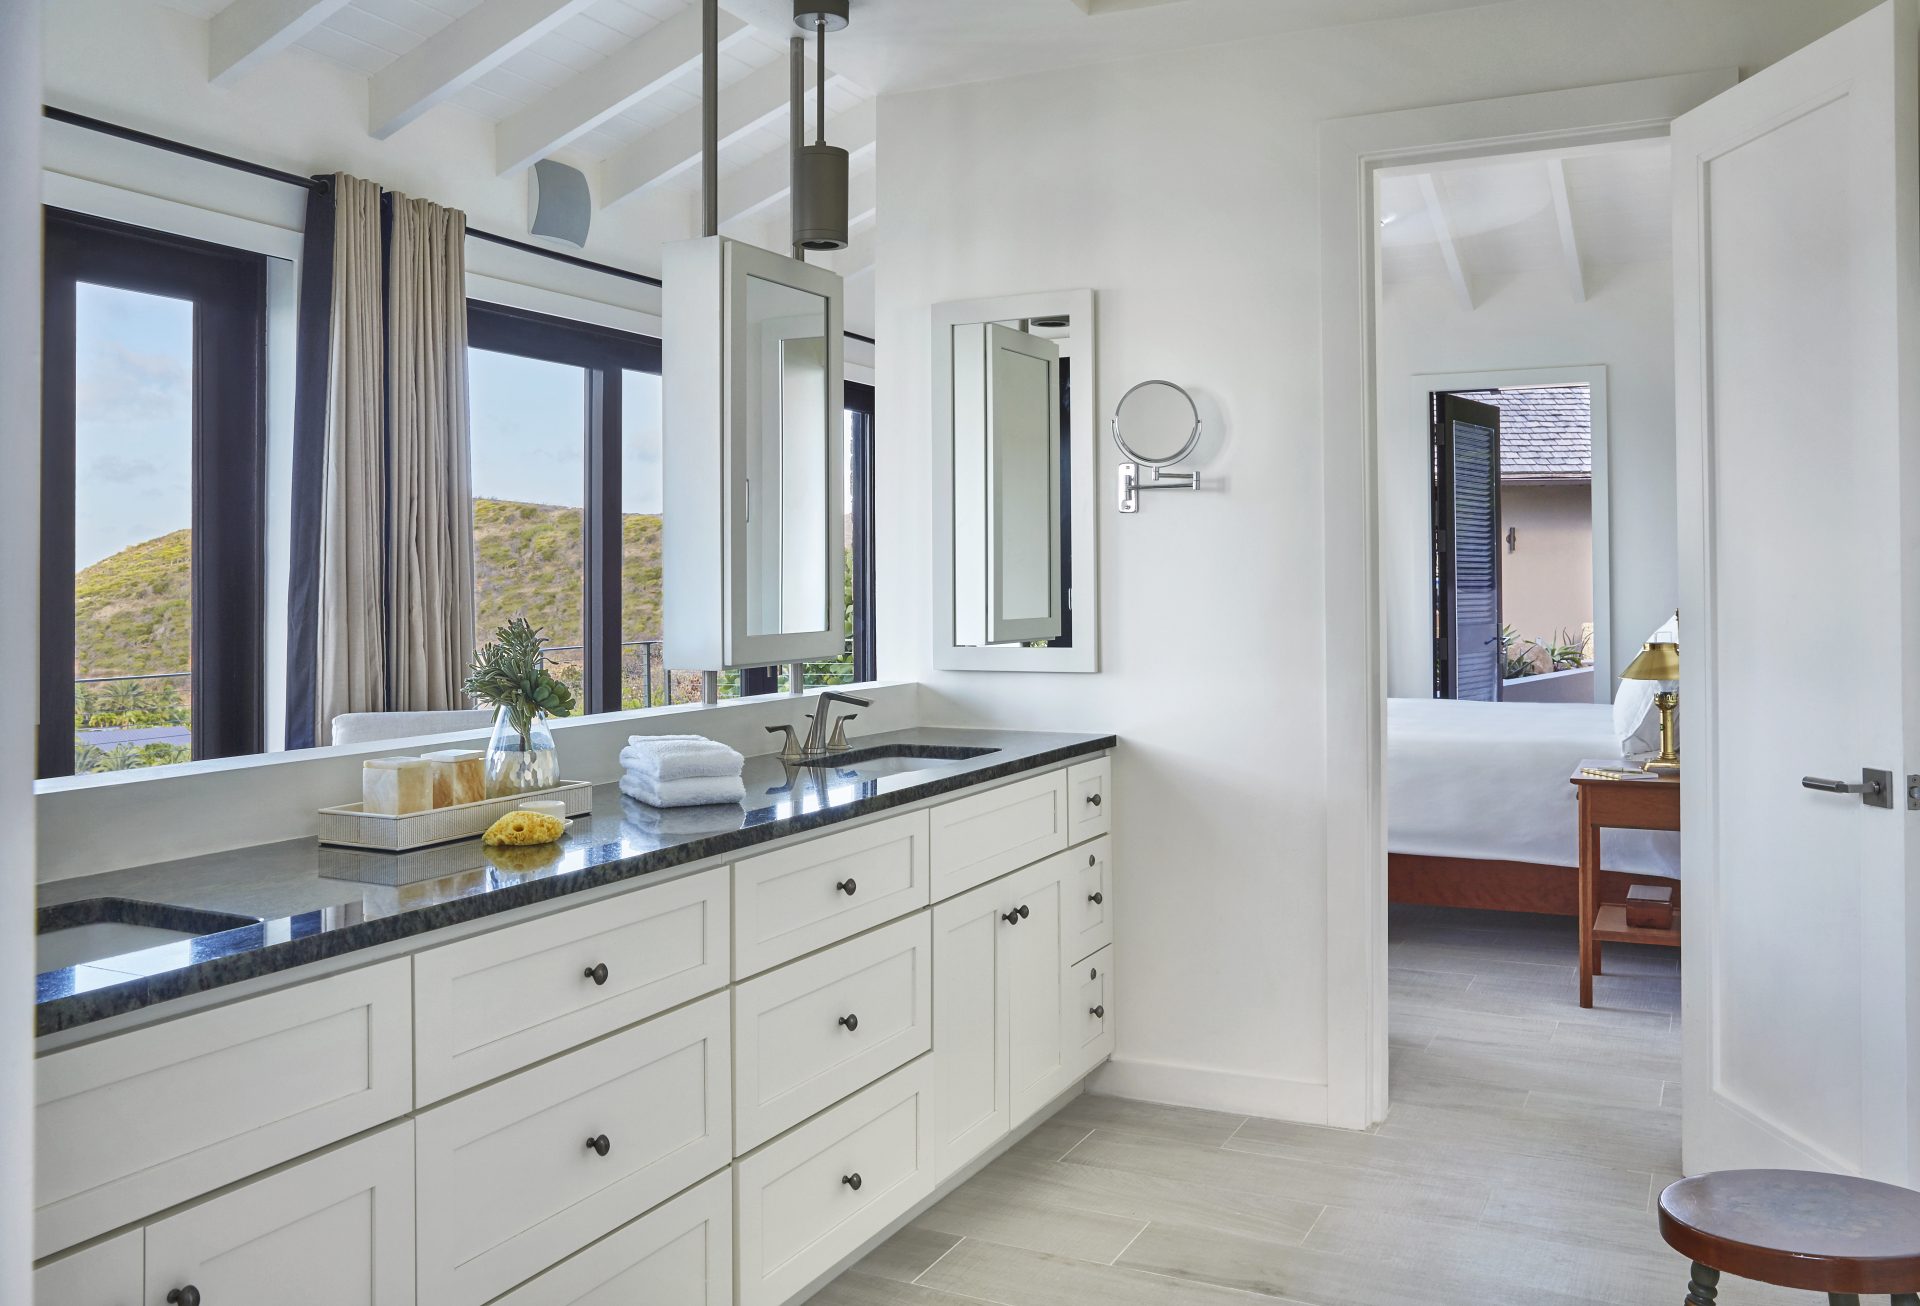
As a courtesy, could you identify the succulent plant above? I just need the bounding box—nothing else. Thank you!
[464,617,578,746]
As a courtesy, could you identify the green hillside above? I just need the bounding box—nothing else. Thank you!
[72,501,665,683]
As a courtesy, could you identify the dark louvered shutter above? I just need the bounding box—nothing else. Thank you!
[1432,393,1503,700]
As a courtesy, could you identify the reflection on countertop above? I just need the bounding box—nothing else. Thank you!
[34,727,1115,1035]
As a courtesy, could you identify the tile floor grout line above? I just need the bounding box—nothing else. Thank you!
[910,1235,969,1287]
[1104,1219,1151,1266]
[1053,1126,1096,1162]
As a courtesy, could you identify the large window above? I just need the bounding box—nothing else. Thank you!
[467,302,660,715]
[40,210,267,778]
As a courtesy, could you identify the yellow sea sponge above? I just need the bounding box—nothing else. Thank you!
[482,809,567,847]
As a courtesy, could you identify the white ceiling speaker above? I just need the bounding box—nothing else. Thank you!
[792,0,850,251]
[528,158,591,249]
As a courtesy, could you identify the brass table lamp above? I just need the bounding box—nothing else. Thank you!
[1621,640,1681,774]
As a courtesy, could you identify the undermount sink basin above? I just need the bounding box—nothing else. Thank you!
[796,743,999,776]
[37,898,257,974]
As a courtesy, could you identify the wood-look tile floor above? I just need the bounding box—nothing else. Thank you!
[822,905,1812,1306]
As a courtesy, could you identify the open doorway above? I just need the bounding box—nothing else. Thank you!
[1370,135,1686,1154]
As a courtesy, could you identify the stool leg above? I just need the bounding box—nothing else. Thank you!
[1824,1297,1858,1306]
[1686,1262,1719,1305]
[1888,1296,1918,1305]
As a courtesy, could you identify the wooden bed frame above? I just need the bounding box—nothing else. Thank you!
[1389,853,1681,917]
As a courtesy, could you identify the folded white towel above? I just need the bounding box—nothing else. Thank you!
[619,770,747,808]
[620,735,744,782]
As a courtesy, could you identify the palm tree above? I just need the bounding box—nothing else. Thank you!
[73,742,107,773]
[96,744,145,771]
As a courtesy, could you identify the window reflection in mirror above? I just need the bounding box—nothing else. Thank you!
[951,319,1068,648]
[743,274,832,639]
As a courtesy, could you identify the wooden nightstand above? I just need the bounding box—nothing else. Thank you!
[1569,762,1681,1007]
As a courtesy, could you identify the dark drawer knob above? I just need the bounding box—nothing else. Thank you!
[585,1134,611,1157]
[1087,793,1102,807]
[1088,892,1103,905]
[839,1013,859,1032]
[842,1172,863,1191]
[1002,904,1029,925]
[584,962,609,986]
[1089,1004,1105,1018]
[1090,967,1099,980]
[836,878,857,896]
[167,1290,201,1306]
[1088,854,1096,866]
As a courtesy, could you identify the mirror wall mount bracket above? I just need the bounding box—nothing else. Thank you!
[1117,464,1199,513]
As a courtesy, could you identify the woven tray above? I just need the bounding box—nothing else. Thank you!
[317,779,596,852]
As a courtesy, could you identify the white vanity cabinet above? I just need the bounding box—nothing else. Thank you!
[33,747,1114,1306]
[662,235,845,671]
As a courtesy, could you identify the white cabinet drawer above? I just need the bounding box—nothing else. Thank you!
[1065,755,1111,844]
[35,958,412,1258]
[34,1228,140,1306]
[931,876,1012,1183]
[144,1121,416,1306]
[413,867,729,1104]
[1064,836,1113,964]
[733,913,932,1152]
[733,811,930,978]
[416,993,731,1306]
[493,1171,731,1306]
[1068,947,1115,1078]
[929,769,1068,901]
[734,1058,938,1306]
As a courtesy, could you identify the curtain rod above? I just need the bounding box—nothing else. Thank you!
[41,104,881,345]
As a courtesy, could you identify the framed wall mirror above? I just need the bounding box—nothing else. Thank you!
[931,289,1098,672]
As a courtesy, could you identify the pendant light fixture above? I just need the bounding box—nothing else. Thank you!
[792,0,849,251]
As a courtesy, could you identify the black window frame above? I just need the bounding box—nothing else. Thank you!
[845,380,877,683]
[466,299,662,715]
[40,207,269,779]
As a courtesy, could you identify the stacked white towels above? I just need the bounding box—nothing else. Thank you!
[619,734,746,808]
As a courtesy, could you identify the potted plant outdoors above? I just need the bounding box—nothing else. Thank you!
[464,618,578,797]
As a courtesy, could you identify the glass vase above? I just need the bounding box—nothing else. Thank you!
[484,707,558,798]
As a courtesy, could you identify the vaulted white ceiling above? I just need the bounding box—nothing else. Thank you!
[158,0,879,282]
[1376,138,1671,307]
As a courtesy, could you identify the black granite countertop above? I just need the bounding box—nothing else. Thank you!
[34,727,1113,1036]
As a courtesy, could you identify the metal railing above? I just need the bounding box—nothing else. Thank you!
[543,636,858,708]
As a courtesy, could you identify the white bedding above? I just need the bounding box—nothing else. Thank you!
[1387,697,1681,879]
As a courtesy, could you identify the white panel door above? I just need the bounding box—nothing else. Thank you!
[1673,0,1919,1182]
[33,1228,140,1306]
[1005,854,1071,1125]
[143,1123,416,1306]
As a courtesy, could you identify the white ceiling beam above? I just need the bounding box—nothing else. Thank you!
[1545,156,1586,303]
[370,0,598,140]
[209,0,354,87]
[827,226,873,280]
[601,58,843,207]
[495,7,751,175]
[1416,172,1473,311]
[719,98,875,226]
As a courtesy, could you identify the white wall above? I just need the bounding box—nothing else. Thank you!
[875,0,1877,1119]
[1,3,39,1297]
[1378,262,1676,698]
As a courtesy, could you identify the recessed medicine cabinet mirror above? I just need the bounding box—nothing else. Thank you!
[663,236,845,671]
[931,289,1099,672]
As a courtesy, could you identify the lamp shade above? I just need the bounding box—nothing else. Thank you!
[1621,640,1681,682]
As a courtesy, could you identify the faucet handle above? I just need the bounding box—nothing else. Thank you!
[827,714,857,752]
[764,724,804,762]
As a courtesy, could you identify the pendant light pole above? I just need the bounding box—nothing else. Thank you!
[791,1,849,252]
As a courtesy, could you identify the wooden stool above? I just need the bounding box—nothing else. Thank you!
[1659,1170,1920,1304]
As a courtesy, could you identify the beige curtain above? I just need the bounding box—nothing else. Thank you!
[386,194,476,712]
[315,174,386,742]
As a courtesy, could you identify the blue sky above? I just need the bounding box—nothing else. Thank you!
[73,296,670,572]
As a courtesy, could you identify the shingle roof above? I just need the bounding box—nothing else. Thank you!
[1453,385,1591,481]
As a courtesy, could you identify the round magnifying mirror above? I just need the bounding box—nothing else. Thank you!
[1112,380,1201,467]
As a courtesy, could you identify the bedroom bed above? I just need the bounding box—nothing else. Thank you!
[1387,696,1681,915]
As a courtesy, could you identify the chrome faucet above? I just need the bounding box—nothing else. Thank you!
[804,691,870,757]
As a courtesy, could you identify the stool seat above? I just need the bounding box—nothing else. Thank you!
[1659,1170,1920,1296]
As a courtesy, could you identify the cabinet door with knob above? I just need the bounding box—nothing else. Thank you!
[412,865,728,1105]
[1004,854,1073,1123]
[143,1122,415,1306]
[1065,836,1113,964]
[415,993,730,1306]
[930,875,1014,1179]
[34,1227,140,1306]
[731,912,932,1151]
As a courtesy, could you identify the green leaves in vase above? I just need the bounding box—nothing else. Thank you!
[464,617,578,743]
